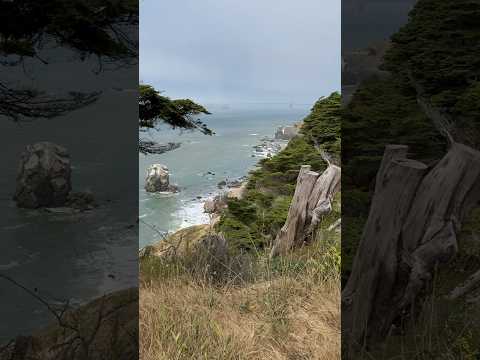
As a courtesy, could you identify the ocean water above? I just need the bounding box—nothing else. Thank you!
[139,104,310,248]
[0,91,138,342]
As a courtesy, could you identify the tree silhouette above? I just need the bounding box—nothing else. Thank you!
[0,0,138,122]
[139,84,212,154]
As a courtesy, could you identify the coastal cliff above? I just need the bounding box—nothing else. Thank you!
[140,92,342,359]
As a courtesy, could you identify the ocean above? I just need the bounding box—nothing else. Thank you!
[0,91,138,342]
[139,103,310,248]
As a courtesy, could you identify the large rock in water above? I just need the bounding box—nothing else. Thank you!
[145,164,178,193]
[14,142,72,208]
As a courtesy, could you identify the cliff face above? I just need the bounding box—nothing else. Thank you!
[217,92,341,251]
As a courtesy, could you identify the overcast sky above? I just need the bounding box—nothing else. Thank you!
[140,0,340,105]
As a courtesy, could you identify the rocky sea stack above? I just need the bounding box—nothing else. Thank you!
[14,142,97,211]
[145,164,179,193]
[14,142,72,209]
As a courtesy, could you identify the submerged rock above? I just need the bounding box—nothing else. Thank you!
[145,164,178,193]
[14,142,72,209]
[66,190,97,211]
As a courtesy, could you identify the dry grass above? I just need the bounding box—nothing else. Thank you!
[139,230,340,360]
[140,278,339,360]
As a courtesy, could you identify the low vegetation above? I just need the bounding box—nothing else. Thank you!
[140,226,340,360]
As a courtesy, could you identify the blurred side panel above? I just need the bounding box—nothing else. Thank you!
[342,0,480,358]
[0,1,139,359]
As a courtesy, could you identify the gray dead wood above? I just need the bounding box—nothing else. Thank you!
[342,142,480,355]
[270,161,341,258]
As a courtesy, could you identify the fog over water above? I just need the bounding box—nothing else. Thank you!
[140,0,341,105]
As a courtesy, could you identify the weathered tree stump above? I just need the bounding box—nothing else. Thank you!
[342,142,480,355]
[270,161,341,257]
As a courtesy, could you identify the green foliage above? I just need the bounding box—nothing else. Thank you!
[224,198,258,224]
[301,91,341,158]
[217,93,341,251]
[139,84,212,132]
[139,84,212,153]
[343,75,445,189]
[343,0,480,283]
[383,0,480,148]
[215,216,259,251]
[260,137,325,178]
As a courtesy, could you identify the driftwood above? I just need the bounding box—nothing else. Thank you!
[342,142,480,355]
[270,161,341,257]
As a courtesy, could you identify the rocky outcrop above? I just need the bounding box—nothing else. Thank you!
[0,288,138,360]
[204,194,228,214]
[145,164,178,193]
[14,142,72,209]
[227,182,247,200]
[275,125,298,140]
[139,225,228,263]
[217,176,247,189]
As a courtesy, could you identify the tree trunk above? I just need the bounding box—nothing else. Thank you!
[342,142,480,356]
[270,162,341,257]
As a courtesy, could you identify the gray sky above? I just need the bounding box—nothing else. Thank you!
[140,0,340,105]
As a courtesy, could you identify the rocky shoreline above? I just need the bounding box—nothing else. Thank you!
[140,124,299,251]
[201,126,297,221]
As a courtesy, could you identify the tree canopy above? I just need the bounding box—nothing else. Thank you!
[138,84,212,154]
[383,0,480,147]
